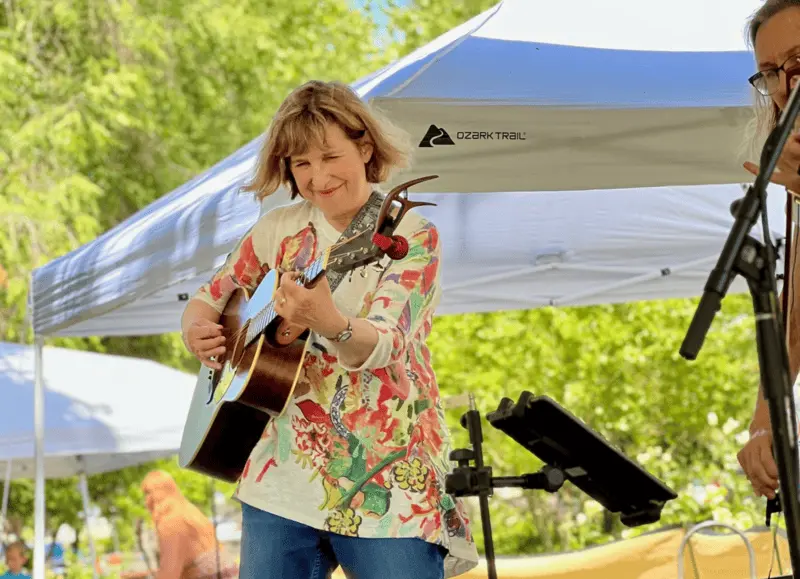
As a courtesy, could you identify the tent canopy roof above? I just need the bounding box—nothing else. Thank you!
[0,342,195,479]
[356,0,759,107]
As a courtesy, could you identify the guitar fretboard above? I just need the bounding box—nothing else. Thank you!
[244,250,328,345]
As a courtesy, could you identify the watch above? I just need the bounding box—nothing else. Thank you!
[328,318,353,343]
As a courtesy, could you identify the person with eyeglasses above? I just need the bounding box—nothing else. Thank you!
[739,0,800,500]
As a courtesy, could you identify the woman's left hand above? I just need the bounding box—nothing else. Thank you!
[273,271,347,338]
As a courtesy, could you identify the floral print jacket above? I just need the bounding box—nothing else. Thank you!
[192,200,478,577]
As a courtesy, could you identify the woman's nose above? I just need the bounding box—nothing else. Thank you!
[308,165,330,186]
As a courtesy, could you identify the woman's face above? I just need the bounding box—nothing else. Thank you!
[289,121,373,227]
[754,7,800,111]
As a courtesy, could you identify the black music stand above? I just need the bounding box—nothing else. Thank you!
[445,392,677,579]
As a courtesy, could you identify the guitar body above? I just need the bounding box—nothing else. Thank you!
[179,269,309,482]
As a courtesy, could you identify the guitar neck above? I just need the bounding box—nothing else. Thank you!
[244,249,330,344]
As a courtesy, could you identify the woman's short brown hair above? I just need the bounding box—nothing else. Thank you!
[243,80,412,200]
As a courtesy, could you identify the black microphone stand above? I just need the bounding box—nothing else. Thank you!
[680,79,800,576]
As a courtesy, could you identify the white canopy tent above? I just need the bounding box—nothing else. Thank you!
[0,341,195,575]
[0,341,194,478]
[25,0,781,577]
[353,0,765,193]
[27,182,789,338]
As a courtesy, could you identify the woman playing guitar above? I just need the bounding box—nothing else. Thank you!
[180,80,478,579]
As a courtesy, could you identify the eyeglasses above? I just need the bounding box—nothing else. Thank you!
[749,53,800,96]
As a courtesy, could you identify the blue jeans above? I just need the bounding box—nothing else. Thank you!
[239,502,446,579]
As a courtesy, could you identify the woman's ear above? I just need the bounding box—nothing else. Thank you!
[360,142,374,164]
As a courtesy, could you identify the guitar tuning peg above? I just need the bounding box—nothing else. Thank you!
[360,267,368,278]
[348,270,354,282]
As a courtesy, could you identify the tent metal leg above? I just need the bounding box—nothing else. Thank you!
[33,336,46,579]
[1,460,11,540]
[78,470,98,579]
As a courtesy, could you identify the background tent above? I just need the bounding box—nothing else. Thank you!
[28,181,788,338]
[0,341,194,479]
[353,0,764,193]
[0,341,196,577]
[27,0,777,337]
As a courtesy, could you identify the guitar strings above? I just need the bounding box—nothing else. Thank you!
[220,238,354,346]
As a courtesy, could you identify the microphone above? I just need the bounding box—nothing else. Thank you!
[372,233,409,260]
[730,197,743,218]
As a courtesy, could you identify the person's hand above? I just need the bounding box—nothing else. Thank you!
[273,271,346,338]
[744,132,800,192]
[737,429,780,498]
[184,319,226,370]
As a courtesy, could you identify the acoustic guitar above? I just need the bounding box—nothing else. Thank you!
[178,177,437,482]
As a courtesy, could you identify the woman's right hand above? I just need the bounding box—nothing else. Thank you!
[744,132,800,192]
[737,429,780,498]
[184,319,226,370]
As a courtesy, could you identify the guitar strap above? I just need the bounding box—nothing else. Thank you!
[325,190,386,294]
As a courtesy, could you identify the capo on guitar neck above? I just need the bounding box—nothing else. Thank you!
[368,175,439,261]
[377,175,439,232]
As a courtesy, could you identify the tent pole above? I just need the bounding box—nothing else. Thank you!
[77,469,98,579]
[33,335,46,579]
[552,255,719,306]
[1,460,11,540]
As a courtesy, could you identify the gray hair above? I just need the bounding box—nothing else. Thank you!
[742,1,800,159]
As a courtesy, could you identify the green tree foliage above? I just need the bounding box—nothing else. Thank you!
[0,0,387,351]
[7,459,236,552]
[379,0,769,553]
[384,0,499,52]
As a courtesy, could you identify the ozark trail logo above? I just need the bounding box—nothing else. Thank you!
[419,125,455,148]
[418,124,527,147]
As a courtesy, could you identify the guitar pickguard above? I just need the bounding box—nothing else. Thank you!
[211,363,236,404]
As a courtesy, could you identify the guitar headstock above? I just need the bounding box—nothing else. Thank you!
[375,175,439,236]
[321,176,440,276]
